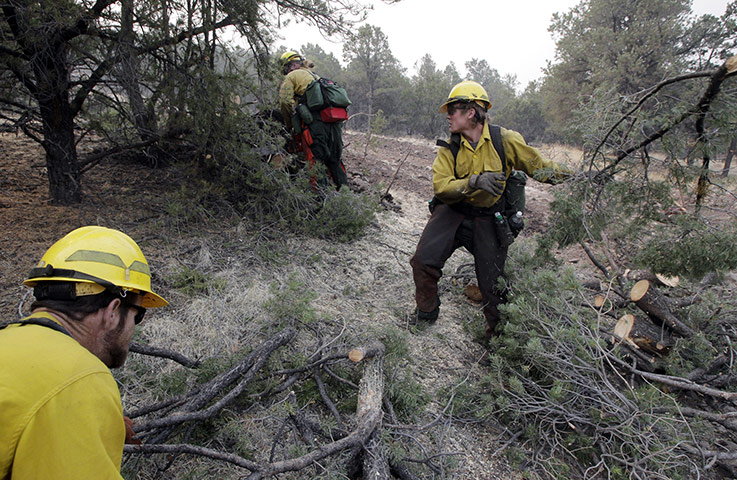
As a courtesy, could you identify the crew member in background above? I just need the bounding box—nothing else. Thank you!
[278,50,349,189]
[0,226,168,479]
[410,80,570,341]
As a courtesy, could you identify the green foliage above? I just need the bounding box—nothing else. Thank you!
[298,43,345,82]
[177,102,377,242]
[216,415,260,459]
[634,221,737,279]
[495,86,550,144]
[545,188,596,247]
[543,0,694,141]
[263,275,318,325]
[458,243,729,478]
[195,352,246,384]
[370,109,388,136]
[298,188,379,242]
[465,58,517,113]
[403,54,458,138]
[157,368,192,397]
[372,325,410,368]
[169,265,227,295]
[342,24,405,132]
[369,325,429,419]
[385,366,429,420]
[666,333,720,377]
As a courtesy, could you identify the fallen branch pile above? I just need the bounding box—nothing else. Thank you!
[123,329,438,479]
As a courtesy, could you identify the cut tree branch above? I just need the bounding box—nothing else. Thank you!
[599,57,736,178]
[129,342,200,368]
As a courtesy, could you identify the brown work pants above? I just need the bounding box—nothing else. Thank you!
[410,203,508,336]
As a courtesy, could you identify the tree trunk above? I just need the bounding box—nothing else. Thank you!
[367,82,374,133]
[118,0,164,166]
[34,43,81,204]
[723,133,736,177]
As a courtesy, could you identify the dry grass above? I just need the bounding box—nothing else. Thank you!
[117,184,521,477]
[0,131,585,479]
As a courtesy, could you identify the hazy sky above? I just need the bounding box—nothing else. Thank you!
[278,0,731,88]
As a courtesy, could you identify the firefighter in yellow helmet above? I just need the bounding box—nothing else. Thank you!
[0,226,167,479]
[410,80,570,340]
[278,50,349,188]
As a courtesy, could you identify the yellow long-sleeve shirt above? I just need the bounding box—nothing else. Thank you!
[0,312,125,480]
[433,123,569,208]
[278,67,318,123]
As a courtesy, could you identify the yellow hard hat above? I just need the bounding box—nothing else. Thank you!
[439,80,491,113]
[280,51,302,68]
[24,226,167,308]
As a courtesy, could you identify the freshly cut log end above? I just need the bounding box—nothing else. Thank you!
[613,313,673,356]
[629,279,695,337]
[594,295,606,308]
[613,314,635,340]
[348,349,364,363]
[631,279,650,302]
[727,55,737,74]
[655,273,680,288]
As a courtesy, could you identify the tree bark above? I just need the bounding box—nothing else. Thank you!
[117,0,166,167]
[723,133,736,177]
[696,58,736,209]
[129,341,200,368]
[630,280,695,337]
[34,46,81,204]
[357,341,387,479]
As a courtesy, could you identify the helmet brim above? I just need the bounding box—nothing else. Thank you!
[24,276,168,308]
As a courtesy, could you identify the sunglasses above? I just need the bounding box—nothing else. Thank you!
[446,102,469,116]
[125,303,147,325]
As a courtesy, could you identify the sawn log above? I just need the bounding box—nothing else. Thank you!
[630,280,695,337]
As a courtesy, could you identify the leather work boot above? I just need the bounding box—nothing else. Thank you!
[408,306,439,327]
[484,323,501,344]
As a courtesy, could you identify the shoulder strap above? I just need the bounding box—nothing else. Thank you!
[488,124,507,173]
[0,315,72,338]
[435,133,461,160]
[435,133,462,178]
[436,128,507,179]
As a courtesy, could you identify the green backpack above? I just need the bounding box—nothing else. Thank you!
[435,125,527,233]
[303,74,351,111]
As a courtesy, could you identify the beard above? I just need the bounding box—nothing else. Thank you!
[102,310,131,368]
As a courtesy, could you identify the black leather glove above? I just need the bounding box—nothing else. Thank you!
[469,172,506,196]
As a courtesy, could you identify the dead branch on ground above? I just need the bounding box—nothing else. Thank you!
[382,150,411,200]
[135,327,296,442]
[126,339,388,479]
[129,341,201,368]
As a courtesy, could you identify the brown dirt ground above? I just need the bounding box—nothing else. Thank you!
[0,130,585,320]
[0,132,182,318]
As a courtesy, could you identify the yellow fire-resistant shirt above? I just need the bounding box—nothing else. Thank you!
[278,67,318,124]
[0,312,125,480]
[433,123,570,208]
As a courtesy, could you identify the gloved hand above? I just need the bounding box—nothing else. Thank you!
[469,172,506,196]
[124,415,142,445]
